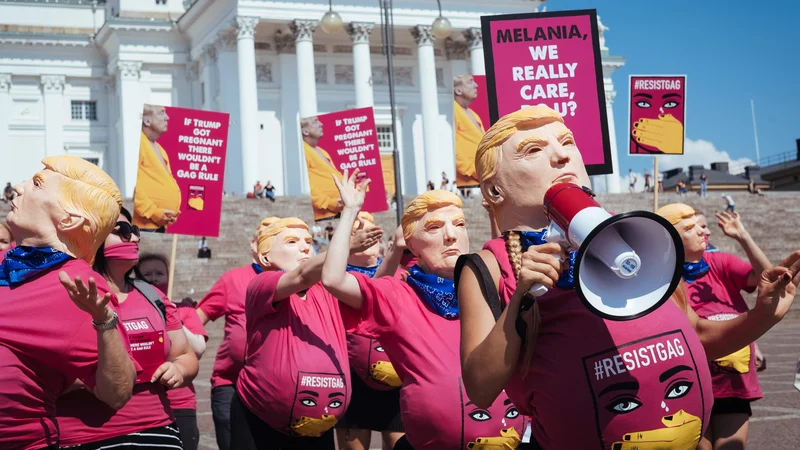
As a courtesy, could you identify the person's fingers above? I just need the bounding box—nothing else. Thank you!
[359,178,371,192]
[151,362,172,383]
[635,120,665,132]
[733,212,741,221]
[349,168,360,185]
[58,271,78,295]
[778,250,800,275]
[526,242,563,256]
[87,277,98,302]
[332,173,343,190]
[522,259,561,285]
[632,128,663,141]
[74,276,88,297]
[658,113,678,122]
[636,117,659,127]
[635,134,663,148]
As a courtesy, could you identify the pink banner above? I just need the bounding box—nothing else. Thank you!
[133,105,229,237]
[628,75,687,156]
[482,9,612,175]
[301,107,388,221]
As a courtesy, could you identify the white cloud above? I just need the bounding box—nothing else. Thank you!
[658,139,755,173]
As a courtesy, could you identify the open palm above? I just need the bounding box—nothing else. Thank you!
[715,212,746,240]
[332,168,370,209]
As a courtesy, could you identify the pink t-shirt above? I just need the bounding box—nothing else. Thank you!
[57,286,183,446]
[167,305,209,410]
[236,272,351,437]
[198,265,258,388]
[0,259,130,450]
[685,251,762,400]
[484,238,713,450]
[346,334,398,391]
[340,273,526,450]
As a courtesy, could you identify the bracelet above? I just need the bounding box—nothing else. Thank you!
[92,311,119,331]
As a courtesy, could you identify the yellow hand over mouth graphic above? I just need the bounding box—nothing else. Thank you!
[714,345,751,373]
[467,427,521,449]
[371,361,402,387]
[612,410,702,450]
[291,414,338,437]
[188,197,204,211]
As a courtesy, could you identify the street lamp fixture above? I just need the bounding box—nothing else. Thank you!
[320,0,343,33]
[431,0,452,39]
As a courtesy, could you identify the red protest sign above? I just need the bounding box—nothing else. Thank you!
[301,107,388,222]
[133,105,229,237]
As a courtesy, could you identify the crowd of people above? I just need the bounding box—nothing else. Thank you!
[1,105,798,450]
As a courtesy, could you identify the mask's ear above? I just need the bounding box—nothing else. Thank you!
[482,181,505,210]
[57,214,87,234]
[257,252,271,270]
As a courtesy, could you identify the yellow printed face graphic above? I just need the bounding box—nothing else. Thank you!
[188,185,205,211]
[713,345,751,374]
[459,377,523,449]
[468,427,521,450]
[582,330,707,450]
[368,341,402,388]
[288,372,347,437]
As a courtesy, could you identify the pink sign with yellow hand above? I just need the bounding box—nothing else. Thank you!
[628,75,687,156]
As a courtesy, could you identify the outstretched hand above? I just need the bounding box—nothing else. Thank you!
[754,251,800,322]
[59,272,114,323]
[715,211,747,240]
[332,168,370,210]
[350,227,383,254]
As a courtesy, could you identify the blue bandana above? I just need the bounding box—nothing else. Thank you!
[406,264,458,319]
[0,246,72,287]
[347,258,383,278]
[251,263,263,274]
[682,259,710,283]
[517,230,576,289]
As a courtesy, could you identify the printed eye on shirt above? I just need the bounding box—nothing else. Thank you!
[460,378,522,449]
[123,317,166,384]
[582,330,706,450]
[287,371,347,437]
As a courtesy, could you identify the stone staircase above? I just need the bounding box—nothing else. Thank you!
[1,191,798,304]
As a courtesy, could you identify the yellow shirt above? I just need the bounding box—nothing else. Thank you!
[304,142,344,220]
[133,132,182,229]
[454,100,485,188]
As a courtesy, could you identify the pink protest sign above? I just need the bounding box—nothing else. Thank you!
[133,105,229,237]
[628,75,687,156]
[482,9,612,175]
[301,107,388,222]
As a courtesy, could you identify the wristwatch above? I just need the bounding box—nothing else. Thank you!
[92,311,119,331]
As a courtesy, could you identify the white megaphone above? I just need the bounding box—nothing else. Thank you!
[529,183,684,321]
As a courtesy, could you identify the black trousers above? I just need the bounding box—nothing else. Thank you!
[231,391,335,450]
[174,408,199,450]
[211,385,235,450]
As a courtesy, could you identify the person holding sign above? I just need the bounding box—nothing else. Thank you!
[0,156,137,450]
[303,116,345,220]
[232,216,381,449]
[455,106,800,450]
[454,75,486,188]
[322,172,526,450]
[134,104,181,232]
[57,207,199,448]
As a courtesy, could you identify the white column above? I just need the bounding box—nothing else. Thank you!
[201,45,217,110]
[276,30,303,195]
[348,22,374,108]
[0,75,10,166]
[41,75,66,157]
[464,28,485,76]
[236,16,260,194]
[115,61,143,198]
[104,79,118,180]
[291,20,319,118]
[216,32,243,195]
[604,86,621,193]
[411,25,445,188]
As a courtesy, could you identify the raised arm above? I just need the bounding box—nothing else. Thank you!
[60,273,136,410]
[321,169,372,310]
[716,212,771,288]
[374,226,405,279]
[273,253,327,301]
[458,243,563,408]
[686,250,799,360]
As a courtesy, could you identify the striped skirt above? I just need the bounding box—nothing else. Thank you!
[60,423,183,449]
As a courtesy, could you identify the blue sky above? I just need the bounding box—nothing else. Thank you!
[549,0,800,179]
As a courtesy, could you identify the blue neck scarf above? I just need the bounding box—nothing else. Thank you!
[682,259,710,283]
[0,246,72,287]
[517,230,576,290]
[406,264,458,319]
[347,258,383,278]
[251,263,263,274]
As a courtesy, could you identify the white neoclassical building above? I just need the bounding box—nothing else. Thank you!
[0,0,625,198]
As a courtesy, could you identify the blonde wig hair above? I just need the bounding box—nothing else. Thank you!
[43,156,122,264]
[401,190,463,240]
[475,106,564,194]
[656,203,696,226]
[352,211,375,231]
[256,217,310,257]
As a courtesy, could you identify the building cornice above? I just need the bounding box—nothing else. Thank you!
[0,0,104,7]
[0,31,93,47]
[95,17,176,46]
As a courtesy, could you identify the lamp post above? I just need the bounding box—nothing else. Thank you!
[379,0,450,225]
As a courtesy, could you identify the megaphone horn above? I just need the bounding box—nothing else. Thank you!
[529,183,684,321]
